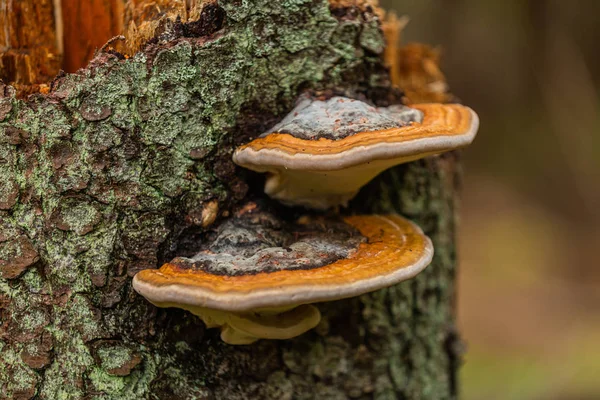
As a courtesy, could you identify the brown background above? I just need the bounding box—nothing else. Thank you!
[383,1,600,399]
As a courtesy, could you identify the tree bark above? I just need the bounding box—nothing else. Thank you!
[0,1,463,399]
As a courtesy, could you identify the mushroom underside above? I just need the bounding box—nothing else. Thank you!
[152,301,321,345]
[262,151,439,209]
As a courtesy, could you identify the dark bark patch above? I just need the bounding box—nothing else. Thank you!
[100,276,127,308]
[92,340,143,377]
[127,258,159,277]
[329,3,380,23]
[90,270,107,288]
[232,100,285,147]
[107,353,142,376]
[181,2,226,38]
[48,142,75,170]
[330,6,360,21]
[21,349,52,370]
[49,197,101,235]
[50,142,90,191]
[20,143,39,181]
[213,158,236,181]
[122,212,170,276]
[113,182,143,208]
[160,309,207,347]
[10,383,37,400]
[22,330,55,370]
[80,97,112,122]
[0,236,39,279]
[189,147,211,160]
[227,177,248,201]
[3,126,28,145]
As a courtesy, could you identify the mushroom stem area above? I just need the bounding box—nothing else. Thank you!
[150,301,321,345]
[264,152,437,209]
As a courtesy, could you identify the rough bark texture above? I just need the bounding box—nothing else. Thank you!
[0,1,462,399]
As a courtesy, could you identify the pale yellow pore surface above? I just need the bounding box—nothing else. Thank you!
[233,103,478,208]
[262,151,437,209]
[149,302,321,345]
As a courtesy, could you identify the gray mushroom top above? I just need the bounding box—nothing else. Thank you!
[264,96,424,140]
[180,208,365,276]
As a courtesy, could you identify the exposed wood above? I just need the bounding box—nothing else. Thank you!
[382,12,409,89]
[123,0,209,54]
[60,0,124,72]
[0,0,61,85]
[382,13,454,104]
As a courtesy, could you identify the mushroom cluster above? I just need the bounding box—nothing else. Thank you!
[133,202,433,344]
[133,95,478,344]
[233,96,479,209]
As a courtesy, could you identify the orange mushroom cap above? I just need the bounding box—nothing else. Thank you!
[134,213,432,311]
[132,205,433,344]
[233,97,478,209]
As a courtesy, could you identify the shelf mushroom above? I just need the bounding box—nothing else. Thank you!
[233,96,479,209]
[132,203,433,345]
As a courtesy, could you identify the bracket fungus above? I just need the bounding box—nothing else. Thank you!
[133,203,433,344]
[233,96,479,209]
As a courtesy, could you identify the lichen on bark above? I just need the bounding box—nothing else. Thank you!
[0,1,462,399]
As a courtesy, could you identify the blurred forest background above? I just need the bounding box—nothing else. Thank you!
[382,0,600,399]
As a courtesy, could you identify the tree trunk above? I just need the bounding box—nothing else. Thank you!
[0,1,463,399]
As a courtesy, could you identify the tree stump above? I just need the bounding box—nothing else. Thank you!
[0,1,463,398]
